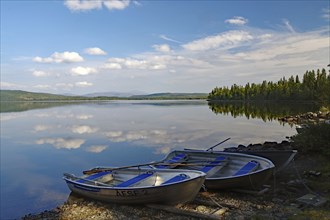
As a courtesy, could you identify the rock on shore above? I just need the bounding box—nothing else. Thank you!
[278,111,330,124]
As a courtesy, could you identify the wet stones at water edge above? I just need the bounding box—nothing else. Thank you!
[225,140,293,151]
[278,111,330,124]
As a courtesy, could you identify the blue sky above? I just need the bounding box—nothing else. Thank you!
[1,0,329,95]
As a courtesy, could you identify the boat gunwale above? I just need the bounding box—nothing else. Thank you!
[160,150,275,179]
[63,168,206,190]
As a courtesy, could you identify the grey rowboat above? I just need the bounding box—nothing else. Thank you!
[154,150,275,190]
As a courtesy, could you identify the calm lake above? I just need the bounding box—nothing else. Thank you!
[0,100,308,219]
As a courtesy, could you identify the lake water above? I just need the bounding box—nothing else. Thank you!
[0,100,299,219]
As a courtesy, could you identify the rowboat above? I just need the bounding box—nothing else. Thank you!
[63,167,206,205]
[223,148,297,172]
[154,150,275,190]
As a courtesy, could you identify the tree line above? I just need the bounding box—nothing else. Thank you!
[208,68,330,104]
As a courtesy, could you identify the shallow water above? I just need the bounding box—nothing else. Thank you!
[0,100,298,219]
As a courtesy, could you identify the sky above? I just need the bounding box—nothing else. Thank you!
[1,0,329,95]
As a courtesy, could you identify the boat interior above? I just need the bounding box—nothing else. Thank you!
[156,151,271,178]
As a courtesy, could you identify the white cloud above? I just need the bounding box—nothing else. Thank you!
[182,30,253,51]
[227,32,329,63]
[71,66,97,76]
[64,0,131,12]
[36,138,85,150]
[32,70,50,77]
[103,62,122,69]
[33,56,52,63]
[225,16,248,25]
[33,51,84,63]
[258,34,273,40]
[159,35,182,43]
[84,47,107,55]
[71,125,98,134]
[125,59,148,69]
[152,44,171,53]
[75,81,93,87]
[64,0,102,11]
[103,0,130,10]
[101,53,212,77]
[86,145,108,153]
[150,64,166,70]
[283,19,295,33]
[105,57,167,70]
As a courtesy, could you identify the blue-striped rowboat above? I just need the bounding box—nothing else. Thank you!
[63,167,206,205]
[154,150,275,190]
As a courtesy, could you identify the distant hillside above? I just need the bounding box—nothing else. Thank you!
[0,90,208,101]
[84,91,146,98]
[0,90,75,101]
[130,93,208,100]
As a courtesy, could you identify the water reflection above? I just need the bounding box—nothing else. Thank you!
[0,100,306,219]
[0,101,78,113]
[36,138,86,149]
[208,101,319,122]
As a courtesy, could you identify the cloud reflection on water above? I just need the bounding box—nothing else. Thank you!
[71,125,99,134]
[36,138,85,149]
[86,145,108,153]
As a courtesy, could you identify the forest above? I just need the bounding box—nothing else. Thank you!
[208,68,330,104]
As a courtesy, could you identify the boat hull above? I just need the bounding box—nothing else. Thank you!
[224,149,297,172]
[205,165,274,189]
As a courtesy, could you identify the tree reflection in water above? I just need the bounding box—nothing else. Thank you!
[208,101,320,122]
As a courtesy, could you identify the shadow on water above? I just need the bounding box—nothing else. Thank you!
[208,101,320,122]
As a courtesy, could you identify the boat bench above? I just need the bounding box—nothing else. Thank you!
[161,174,189,185]
[116,171,154,187]
[200,156,227,173]
[234,160,260,176]
[155,153,187,169]
[77,171,112,184]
